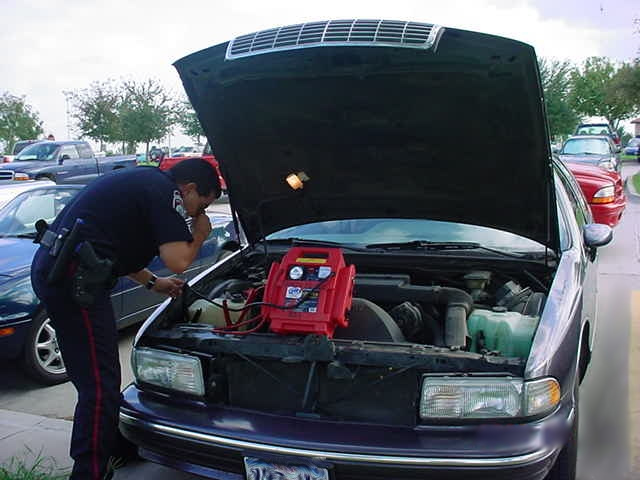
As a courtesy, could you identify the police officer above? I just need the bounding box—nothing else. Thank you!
[30,158,221,480]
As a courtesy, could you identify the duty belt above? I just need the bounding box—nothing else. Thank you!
[34,218,85,285]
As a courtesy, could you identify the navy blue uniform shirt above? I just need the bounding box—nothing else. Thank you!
[48,167,192,276]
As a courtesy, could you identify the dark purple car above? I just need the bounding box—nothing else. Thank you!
[119,20,612,480]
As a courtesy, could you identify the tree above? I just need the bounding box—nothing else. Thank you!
[175,98,204,144]
[119,79,174,156]
[568,57,636,130]
[538,58,579,140]
[0,92,43,153]
[609,61,640,114]
[68,80,122,152]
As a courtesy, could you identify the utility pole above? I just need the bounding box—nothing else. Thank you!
[63,90,72,139]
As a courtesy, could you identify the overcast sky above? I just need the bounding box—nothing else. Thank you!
[2,0,638,150]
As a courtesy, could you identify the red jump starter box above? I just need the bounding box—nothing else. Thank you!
[261,247,356,337]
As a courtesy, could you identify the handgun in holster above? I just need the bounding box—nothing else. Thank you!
[71,241,117,308]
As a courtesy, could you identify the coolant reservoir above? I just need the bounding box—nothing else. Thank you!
[188,297,246,327]
[467,309,539,358]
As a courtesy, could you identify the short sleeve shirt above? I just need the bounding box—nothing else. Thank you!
[49,167,193,275]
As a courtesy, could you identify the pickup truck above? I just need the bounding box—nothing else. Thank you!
[158,142,227,192]
[0,140,137,184]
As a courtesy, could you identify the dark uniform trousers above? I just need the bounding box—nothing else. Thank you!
[31,248,121,480]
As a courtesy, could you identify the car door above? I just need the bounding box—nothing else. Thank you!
[55,145,82,182]
[555,161,598,356]
[115,215,232,329]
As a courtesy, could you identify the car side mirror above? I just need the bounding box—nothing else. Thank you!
[59,154,70,164]
[583,223,613,249]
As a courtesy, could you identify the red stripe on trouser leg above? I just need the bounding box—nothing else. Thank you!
[80,308,103,480]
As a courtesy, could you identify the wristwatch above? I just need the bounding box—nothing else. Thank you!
[145,274,158,290]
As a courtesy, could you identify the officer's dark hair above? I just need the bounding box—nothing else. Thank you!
[169,158,221,198]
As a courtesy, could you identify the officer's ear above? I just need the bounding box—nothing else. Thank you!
[178,182,198,197]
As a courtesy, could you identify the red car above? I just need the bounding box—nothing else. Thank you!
[565,161,625,227]
[159,142,227,192]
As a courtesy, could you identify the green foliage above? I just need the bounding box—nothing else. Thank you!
[0,92,43,153]
[609,61,640,113]
[0,451,69,480]
[67,80,122,151]
[538,58,579,139]
[175,99,204,143]
[568,57,636,130]
[119,79,174,155]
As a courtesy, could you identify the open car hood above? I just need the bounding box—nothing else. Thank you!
[174,20,558,250]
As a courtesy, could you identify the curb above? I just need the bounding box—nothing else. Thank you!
[625,174,640,198]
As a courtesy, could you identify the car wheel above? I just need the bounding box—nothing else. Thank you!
[545,385,578,480]
[22,310,68,385]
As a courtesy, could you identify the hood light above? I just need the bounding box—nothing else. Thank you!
[286,171,309,190]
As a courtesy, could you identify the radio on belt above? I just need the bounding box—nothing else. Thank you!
[261,247,356,337]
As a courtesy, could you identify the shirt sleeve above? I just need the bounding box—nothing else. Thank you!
[147,182,193,247]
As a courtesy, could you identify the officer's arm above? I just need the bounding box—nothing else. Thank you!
[158,231,208,274]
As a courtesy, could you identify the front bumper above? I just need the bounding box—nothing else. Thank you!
[590,197,626,227]
[120,385,571,480]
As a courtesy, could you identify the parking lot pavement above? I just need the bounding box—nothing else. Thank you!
[0,408,200,479]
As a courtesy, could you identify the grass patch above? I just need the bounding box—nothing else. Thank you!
[0,451,69,480]
[621,154,638,162]
[632,172,640,195]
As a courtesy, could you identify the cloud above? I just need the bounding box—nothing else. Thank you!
[0,0,632,148]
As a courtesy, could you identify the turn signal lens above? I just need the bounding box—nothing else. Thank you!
[591,185,615,204]
[524,378,561,416]
[14,173,30,181]
[0,328,15,337]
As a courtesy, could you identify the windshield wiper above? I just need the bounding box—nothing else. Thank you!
[364,240,529,259]
[265,237,372,252]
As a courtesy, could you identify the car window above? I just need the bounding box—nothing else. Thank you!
[562,138,610,155]
[554,162,591,229]
[554,181,571,251]
[576,125,611,136]
[0,188,80,236]
[628,139,640,147]
[14,143,59,161]
[60,145,79,159]
[77,144,93,158]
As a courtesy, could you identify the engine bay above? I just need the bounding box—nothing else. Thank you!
[138,245,554,424]
[177,247,548,360]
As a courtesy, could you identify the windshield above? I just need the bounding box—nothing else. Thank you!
[15,143,59,161]
[576,125,611,136]
[628,138,640,147]
[0,187,80,237]
[267,218,546,252]
[562,138,610,155]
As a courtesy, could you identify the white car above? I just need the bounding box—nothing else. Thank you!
[0,180,56,209]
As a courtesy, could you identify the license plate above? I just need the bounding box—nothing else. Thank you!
[244,456,329,480]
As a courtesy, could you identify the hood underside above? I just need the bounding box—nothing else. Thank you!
[175,20,558,250]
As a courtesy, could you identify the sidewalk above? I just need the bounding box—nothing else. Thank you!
[0,409,199,479]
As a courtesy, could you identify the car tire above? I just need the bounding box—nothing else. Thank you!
[545,385,578,480]
[22,310,69,385]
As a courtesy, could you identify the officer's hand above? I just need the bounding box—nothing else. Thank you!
[152,277,185,298]
[192,214,212,240]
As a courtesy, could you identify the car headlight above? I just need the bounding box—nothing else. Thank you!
[419,376,560,420]
[591,185,615,204]
[132,347,205,396]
